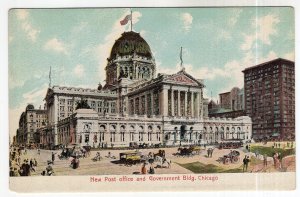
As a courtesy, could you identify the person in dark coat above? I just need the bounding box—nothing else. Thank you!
[243,156,250,172]
[51,152,56,165]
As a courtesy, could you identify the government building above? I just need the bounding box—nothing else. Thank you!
[17,31,252,149]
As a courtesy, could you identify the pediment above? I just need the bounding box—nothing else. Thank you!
[164,71,203,87]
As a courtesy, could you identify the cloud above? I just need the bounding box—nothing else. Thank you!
[44,38,69,55]
[216,29,232,41]
[16,9,29,21]
[9,77,25,89]
[181,13,193,32]
[228,9,243,26]
[73,64,85,77]
[241,14,280,50]
[15,9,40,42]
[253,14,280,45]
[94,10,142,82]
[283,51,295,61]
[71,21,88,34]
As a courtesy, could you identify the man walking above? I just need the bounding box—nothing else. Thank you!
[263,154,268,167]
[51,152,56,165]
[243,156,250,172]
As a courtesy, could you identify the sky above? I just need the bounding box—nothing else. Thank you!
[8,7,294,139]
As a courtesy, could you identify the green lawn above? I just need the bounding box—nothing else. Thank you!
[177,162,244,173]
[250,146,295,158]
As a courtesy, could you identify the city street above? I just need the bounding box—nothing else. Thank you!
[10,143,295,176]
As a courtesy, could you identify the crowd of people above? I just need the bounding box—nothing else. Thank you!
[9,146,39,176]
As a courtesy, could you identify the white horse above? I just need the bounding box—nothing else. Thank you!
[155,156,171,168]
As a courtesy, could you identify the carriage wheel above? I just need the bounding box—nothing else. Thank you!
[233,157,239,163]
[224,158,230,165]
[126,160,132,167]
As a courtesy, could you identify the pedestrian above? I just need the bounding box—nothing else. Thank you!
[287,142,290,148]
[34,158,38,167]
[9,167,14,176]
[148,164,155,174]
[273,153,279,169]
[46,164,54,176]
[263,154,268,167]
[243,156,250,172]
[141,163,147,174]
[291,142,294,149]
[30,159,33,168]
[278,152,283,169]
[255,150,259,158]
[51,152,56,165]
[38,149,40,155]
[245,144,248,152]
[278,143,281,148]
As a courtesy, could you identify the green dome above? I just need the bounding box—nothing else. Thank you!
[109,31,153,59]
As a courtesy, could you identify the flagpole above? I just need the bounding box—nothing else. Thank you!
[130,8,133,32]
[180,47,184,71]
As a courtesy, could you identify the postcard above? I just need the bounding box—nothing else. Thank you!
[8,7,295,192]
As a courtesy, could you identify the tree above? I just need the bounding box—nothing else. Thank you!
[75,99,91,110]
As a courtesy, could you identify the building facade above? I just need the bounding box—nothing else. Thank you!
[16,104,47,145]
[22,31,252,148]
[209,87,245,118]
[243,58,295,140]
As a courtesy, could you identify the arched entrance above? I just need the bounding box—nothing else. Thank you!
[180,125,187,140]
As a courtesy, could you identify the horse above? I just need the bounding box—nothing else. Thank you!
[207,148,215,158]
[155,156,171,168]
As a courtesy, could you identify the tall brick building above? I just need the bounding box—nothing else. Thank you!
[243,58,295,141]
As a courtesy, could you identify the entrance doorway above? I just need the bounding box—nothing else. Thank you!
[180,125,187,140]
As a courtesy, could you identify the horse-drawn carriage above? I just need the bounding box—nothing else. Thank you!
[58,144,91,160]
[176,146,202,157]
[119,151,142,166]
[218,150,240,165]
[218,141,243,149]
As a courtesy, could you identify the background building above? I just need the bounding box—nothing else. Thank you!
[16,104,47,145]
[209,87,245,118]
[243,58,295,141]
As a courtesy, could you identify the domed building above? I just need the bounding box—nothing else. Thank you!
[104,31,156,88]
[34,31,252,149]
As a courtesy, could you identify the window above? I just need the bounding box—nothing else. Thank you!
[59,99,65,105]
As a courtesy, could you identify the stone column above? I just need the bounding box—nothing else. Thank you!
[150,91,154,115]
[171,89,174,116]
[194,93,198,118]
[108,101,111,114]
[133,98,136,115]
[177,91,181,116]
[191,92,194,117]
[184,91,188,116]
[160,87,168,116]
[139,96,142,115]
[145,94,148,115]
[200,90,204,118]
[176,131,180,141]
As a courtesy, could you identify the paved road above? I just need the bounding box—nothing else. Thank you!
[11,146,295,176]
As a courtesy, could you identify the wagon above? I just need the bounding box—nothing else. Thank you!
[218,141,243,149]
[218,150,240,165]
[119,151,142,166]
[190,146,203,155]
